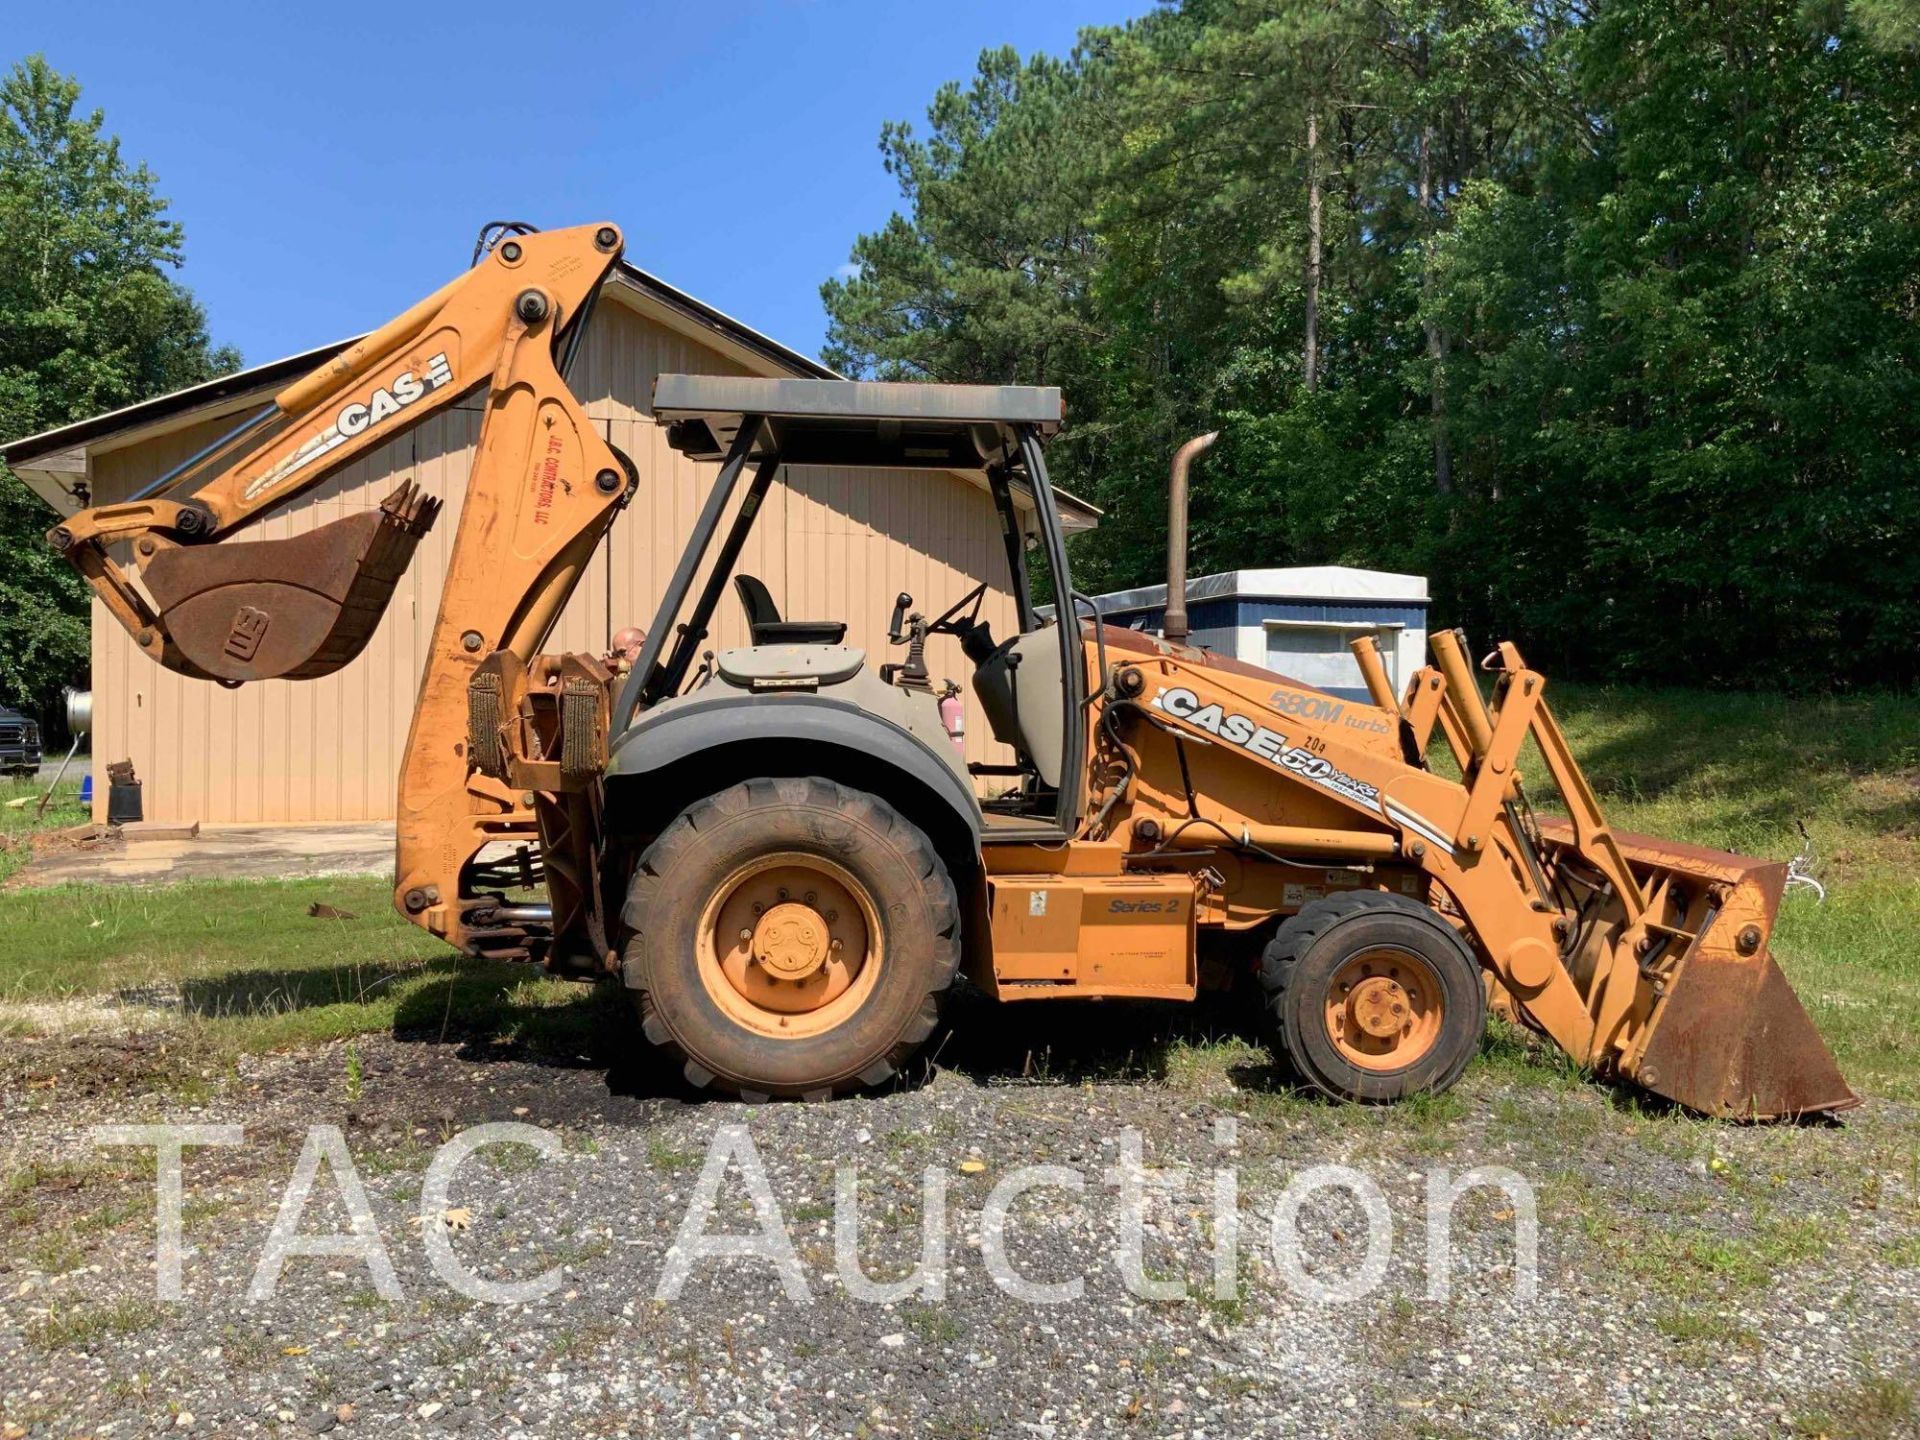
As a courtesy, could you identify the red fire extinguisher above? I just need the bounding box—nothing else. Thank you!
[939,681,966,758]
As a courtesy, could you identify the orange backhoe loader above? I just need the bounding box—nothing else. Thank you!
[50,220,1855,1117]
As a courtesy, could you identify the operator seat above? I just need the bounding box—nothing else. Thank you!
[734,574,847,646]
[968,625,1066,788]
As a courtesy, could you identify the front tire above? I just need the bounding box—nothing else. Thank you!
[1260,891,1485,1103]
[621,777,961,1100]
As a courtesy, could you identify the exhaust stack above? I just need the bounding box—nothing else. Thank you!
[1164,431,1218,645]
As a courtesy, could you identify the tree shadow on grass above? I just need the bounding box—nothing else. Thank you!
[167,957,665,1089]
[1538,686,1920,843]
[165,958,1304,1103]
[922,982,1281,1091]
[164,957,1849,1126]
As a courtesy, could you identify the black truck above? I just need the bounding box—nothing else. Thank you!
[0,705,42,776]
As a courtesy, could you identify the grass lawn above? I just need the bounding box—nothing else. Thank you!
[0,770,92,884]
[0,871,617,1065]
[1536,683,1920,1102]
[0,683,1913,1098]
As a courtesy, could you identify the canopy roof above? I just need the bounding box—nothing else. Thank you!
[653,374,1064,472]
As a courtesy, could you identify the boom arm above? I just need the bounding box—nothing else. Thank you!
[51,221,634,954]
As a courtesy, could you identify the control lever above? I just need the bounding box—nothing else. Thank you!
[882,591,933,691]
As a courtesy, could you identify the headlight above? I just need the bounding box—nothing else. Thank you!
[23,726,38,744]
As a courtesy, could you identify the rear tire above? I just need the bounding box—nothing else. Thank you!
[621,776,961,1100]
[1259,890,1484,1103]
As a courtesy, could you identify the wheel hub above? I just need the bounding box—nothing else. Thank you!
[695,853,882,1039]
[753,901,831,981]
[1323,947,1445,1072]
[1346,975,1411,1038]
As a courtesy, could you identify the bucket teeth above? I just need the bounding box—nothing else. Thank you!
[380,480,442,536]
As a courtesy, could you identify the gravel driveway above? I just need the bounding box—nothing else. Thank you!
[1,1003,1914,1439]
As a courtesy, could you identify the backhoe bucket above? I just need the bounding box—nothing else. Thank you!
[141,482,440,683]
[1543,824,1857,1120]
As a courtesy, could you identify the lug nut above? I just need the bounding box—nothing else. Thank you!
[739,928,753,943]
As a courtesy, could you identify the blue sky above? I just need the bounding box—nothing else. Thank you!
[10,0,1144,369]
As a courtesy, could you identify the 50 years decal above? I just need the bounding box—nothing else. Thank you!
[1149,685,1381,806]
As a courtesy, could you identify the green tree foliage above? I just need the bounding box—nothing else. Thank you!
[820,46,1117,389]
[0,55,237,720]
[824,0,1920,688]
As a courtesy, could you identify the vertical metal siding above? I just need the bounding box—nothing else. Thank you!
[85,302,1018,823]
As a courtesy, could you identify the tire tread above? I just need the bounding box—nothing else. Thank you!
[1258,889,1482,1103]
[623,777,961,1100]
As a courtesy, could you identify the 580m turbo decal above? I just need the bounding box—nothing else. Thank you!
[1148,685,1381,807]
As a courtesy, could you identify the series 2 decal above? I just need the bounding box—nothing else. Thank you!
[243,352,456,502]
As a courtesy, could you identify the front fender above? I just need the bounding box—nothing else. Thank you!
[605,692,982,844]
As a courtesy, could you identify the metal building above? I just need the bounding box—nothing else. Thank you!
[2,262,1097,825]
[1081,567,1429,701]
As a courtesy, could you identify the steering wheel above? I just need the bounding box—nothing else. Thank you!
[887,583,998,679]
[926,580,990,637]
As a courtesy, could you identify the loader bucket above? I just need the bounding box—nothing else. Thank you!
[141,482,440,684]
[1633,940,1857,1120]
[1541,824,1858,1120]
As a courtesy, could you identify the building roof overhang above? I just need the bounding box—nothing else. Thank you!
[2,262,1099,533]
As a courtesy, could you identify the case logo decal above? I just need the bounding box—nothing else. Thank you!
[244,353,455,501]
[1150,685,1381,807]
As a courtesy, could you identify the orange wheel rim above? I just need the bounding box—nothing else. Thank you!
[1323,946,1445,1072]
[695,852,883,1040]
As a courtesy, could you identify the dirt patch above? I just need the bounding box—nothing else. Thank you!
[10,822,393,889]
[0,993,180,1039]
